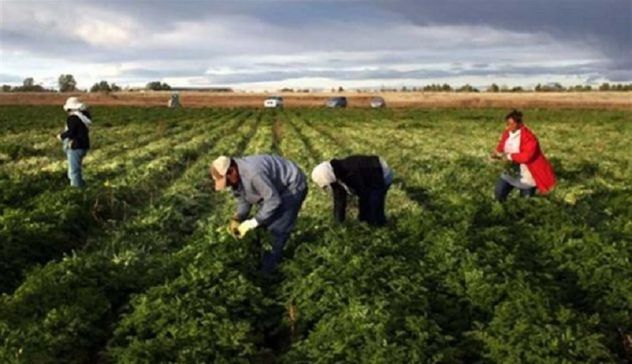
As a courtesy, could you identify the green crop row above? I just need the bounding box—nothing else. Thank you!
[0,106,629,363]
[0,108,248,293]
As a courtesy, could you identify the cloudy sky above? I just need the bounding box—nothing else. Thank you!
[1,0,630,90]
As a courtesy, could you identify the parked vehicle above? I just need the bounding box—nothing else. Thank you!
[370,96,386,108]
[264,96,284,108]
[326,96,347,108]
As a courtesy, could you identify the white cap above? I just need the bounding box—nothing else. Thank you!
[210,156,231,190]
[311,161,336,188]
[63,97,86,112]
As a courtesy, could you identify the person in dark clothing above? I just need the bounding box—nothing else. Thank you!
[311,155,393,226]
[57,97,91,187]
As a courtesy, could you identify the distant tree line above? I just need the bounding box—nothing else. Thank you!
[1,78,55,92]
[2,76,632,93]
[0,76,173,93]
[145,81,171,91]
[367,82,632,93]
[90,81,122,93]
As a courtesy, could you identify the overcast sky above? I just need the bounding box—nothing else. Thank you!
[1,0,630,90]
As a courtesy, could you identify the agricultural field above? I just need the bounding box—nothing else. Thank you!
[0,105,630,363]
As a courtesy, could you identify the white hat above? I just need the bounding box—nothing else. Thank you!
[63,97,85,112]
[311,161,336,188]
[210,156,231,190]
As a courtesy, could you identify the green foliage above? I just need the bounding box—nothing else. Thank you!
[90,80,112,93]
[0,106,629,363]
[58,74,77,92]
[145,81,171,91]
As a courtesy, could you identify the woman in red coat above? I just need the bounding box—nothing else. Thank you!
[490,110,556,201]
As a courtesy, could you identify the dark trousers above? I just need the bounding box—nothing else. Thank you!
[495,177,536,202]
[358,185,390,226]
[262,184,308,273]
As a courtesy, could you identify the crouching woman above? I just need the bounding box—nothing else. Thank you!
[490,110,556,201]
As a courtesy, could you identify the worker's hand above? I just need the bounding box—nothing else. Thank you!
[56,134,62,141]
[489,151,502,161]
[227,218,241,237]
[237,218,259,238]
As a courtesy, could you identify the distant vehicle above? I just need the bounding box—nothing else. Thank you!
[370,96,386,108]
[264,96,284,108]
[326,96,347,108]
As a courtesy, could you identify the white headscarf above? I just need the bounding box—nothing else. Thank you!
[63,97,92,128]
[71,110,92,129]
[311,161,336,188]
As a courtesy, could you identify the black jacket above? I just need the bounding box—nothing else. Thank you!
[330,155,385,223]
[60,111,90,149]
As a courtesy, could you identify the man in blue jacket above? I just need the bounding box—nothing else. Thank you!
[210,154,308,273]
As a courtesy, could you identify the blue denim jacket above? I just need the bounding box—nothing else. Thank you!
[232,155,306,225]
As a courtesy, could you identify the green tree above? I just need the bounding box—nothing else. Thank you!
[90,80,112,93]
[58,74,77,92]
[23,78,35,88]
[145,81,171,91]
[457,84,478,92]
[488,83,500,92]
[14,78,47,92]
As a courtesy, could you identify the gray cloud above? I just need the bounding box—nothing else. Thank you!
[199,60,608,84]
[1,0,629,87]
[384,0,632,77]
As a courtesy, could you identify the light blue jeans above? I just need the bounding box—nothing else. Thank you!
[66,148,87,187]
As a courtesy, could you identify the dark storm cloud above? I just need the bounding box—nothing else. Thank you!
[383,0,632,76]
[202,60,607,84]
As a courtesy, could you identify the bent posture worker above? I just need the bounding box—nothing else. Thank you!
[311,155,393,226]
[210,154,308,273]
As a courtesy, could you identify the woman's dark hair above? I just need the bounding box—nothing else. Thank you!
[505,109,523,123]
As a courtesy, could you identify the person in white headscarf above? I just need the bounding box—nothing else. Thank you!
[57,97,91,187]
[311,155,393,226]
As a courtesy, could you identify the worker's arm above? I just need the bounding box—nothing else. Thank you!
[331,182,347,223]
[495,131,509,153]
[251,173,282,226]
[59,116,79,140]
[234,194,252,222]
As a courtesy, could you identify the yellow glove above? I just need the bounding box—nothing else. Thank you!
[228,219,241,237]
[237,218,259,238]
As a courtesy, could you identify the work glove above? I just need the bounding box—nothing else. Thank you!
[237,218,259,238]
[228,218,241,237]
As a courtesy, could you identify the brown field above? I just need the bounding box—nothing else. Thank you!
[0,91,630,109]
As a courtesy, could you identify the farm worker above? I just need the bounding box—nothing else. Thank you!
[57,97,91,187]
[311,155,393,226]
[490,110,556,201]
[210,154,308,273]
